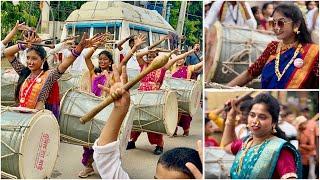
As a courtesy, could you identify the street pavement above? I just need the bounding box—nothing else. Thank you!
[51,107,203,179]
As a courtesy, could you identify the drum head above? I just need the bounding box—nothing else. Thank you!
[163,91,178,136]
[205,21,223,82]
[19,110,59,178]
[189,80,202,116]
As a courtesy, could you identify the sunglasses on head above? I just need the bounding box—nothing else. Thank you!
[268,18,292,28]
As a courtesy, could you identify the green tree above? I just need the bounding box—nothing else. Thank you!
[168,1,202,47]
[1,1,40,40]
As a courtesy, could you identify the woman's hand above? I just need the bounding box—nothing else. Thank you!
[226,99,238,124]
[23,31,42,48]
[134,34,146,48]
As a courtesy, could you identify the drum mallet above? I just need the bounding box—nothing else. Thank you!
[17,40,55,49]
[223,91,255,111]
[79,50,177,124]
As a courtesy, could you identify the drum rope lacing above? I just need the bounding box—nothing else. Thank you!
[131,92,163,131]
[221,29,266,77]
[1,140,23,159]
[1,171,18,179]
[161,82,189,114]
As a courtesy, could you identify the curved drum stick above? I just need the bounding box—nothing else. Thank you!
[17,40,55,49]
[79,50,176,124]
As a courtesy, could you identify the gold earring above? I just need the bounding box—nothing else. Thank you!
[294,27,300,34]
[272,126,277,134]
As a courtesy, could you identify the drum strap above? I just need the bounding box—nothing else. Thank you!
[1,171,17,179]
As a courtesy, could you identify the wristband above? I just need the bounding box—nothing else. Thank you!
[71,49,81,58]
[18,43,26,51]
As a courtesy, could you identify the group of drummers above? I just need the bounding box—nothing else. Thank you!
[1,21,203,179]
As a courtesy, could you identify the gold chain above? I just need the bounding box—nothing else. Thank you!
[275,42,302,81]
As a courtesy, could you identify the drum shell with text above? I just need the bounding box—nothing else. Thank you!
[59,89,133,153]
[130,90,178,136]
[1,107,60,179]
[205,22,276,87]
[161,77,202,116]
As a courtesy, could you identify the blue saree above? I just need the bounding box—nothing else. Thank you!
[230,136,302,179]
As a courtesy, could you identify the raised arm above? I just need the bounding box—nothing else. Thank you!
[116,35,134,51]
[148,35,168,50]
[164,49,194,70]
[97,65,130,145]
[3,31,41,62]
[2,21,30,46]
[220,99,237,148]
[83,33,107,72]
[57,32,104,73]
[190,61,204,73]
[119,34,146,69]
[227,70,254,87]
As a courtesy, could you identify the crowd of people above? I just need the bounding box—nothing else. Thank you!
[1,17,203,178]
[206,92,319,179]
[205,1,319,89]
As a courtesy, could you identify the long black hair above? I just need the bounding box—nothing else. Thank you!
[15,46,49,101]
[248,93,288,141]
[272,4,312,44]
[94,50,113,74]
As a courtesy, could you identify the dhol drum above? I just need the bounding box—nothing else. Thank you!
[1,68,19,106]
[205,22,276,87]
[59,89,133,153]
[161,77,201,116]
[58,70,91,99]
[1,107,60,179]
[130,90,178,136]
[205,147,235,179]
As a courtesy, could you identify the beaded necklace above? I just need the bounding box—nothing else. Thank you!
[275,41,302,81]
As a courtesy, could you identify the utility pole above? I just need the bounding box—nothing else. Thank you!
[40,1,50,34]
[162,1,167,19]
[176,1,187,36]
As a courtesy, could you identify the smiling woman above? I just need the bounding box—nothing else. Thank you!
[220,93,302,179]
[227,4,319,89]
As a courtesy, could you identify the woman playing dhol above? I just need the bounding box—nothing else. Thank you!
[221,93,302,179]
[228,4,319,89]
[3,31,100,119]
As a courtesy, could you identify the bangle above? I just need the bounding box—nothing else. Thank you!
[71,49,81,58]
[18,43,26,51]
[225,119,236,126]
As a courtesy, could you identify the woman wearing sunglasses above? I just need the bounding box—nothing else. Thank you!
[228,4,319,89]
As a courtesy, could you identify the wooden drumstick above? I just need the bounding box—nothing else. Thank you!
[17,40,55,49]
[79,50,176,124]
[223,91,254,111]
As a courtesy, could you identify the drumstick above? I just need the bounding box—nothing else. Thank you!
[17,40,55,49]
[79,50,177,124]
[223,91,254,111]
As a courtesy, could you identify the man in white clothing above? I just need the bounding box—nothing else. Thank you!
[204,0,257,29]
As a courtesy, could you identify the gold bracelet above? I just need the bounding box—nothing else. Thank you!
[225,119,236,126]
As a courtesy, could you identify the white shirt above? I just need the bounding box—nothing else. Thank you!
[204,0,257,29]
[235,124,249,139]
[0,41,5,55]
[120,48,140,70]
[61,48,90,72]
[93,140,130,179]
[279,121,297,138]
[306,8,319,31]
